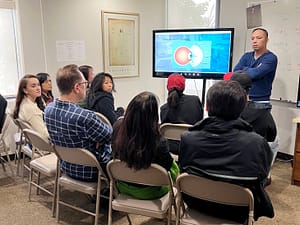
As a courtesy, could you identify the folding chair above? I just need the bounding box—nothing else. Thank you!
[0,113,15,175]
[107,159,176,225]
[23,128,57,216]
[175,173,255,225]
[159,123,192,161]
[95,112,113,129]
[53,145,109,225]
[10,117,32,177]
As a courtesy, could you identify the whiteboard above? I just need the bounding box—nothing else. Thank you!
[254,0,300,102]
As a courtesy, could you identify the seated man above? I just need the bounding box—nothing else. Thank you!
[179,80,274,222]
[44,64,112,181]
[229,71,278,186]
[225,71,277,143]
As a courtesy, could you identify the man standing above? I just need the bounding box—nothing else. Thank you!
[44,64,112,181]
[234,28,277,110]
[179,80,274,222]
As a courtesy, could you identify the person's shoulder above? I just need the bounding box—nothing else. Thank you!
[183,94,200,100]
[160,102,168,110]
[266,50,278,59]
[181,94,202,105]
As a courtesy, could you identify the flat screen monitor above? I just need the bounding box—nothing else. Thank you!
[152,28,234,79]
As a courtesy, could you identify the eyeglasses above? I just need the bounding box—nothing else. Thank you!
[78,81,89,86]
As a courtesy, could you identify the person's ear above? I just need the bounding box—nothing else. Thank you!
[73,83,80,94]
[206,103,208,112]
[23,88,28,95]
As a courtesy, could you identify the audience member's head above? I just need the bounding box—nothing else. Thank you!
[207,80,246,120]
[167,74,185,92]
[36,72,54,104]
[167,74,185,108]
[13,74,43,119]
[113,91,160,169]
[56,64,88,102]
[89,72,116,95]
[79,65,94,84]
[230,71,252,95]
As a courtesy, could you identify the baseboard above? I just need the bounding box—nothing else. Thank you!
[277,152,293,161]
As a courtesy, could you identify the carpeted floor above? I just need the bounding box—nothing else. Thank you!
[0,159,299,225]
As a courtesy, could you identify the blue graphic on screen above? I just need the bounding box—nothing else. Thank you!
[154,31,232,76]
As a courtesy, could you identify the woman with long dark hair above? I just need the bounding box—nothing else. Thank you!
[13,74,49,140]
[36,72,54,109]
[112,91,179,199]
[85,72,124,125]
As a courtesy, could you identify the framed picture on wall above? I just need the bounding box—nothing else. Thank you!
[101,11,140,78]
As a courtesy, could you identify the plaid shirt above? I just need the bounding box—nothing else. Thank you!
[44,99,112,181]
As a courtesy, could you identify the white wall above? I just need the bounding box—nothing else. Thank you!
[40,0,166,108]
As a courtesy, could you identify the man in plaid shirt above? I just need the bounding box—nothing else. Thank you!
[44,64,112,181]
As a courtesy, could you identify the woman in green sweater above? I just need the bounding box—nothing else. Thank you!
[112,91,179,199]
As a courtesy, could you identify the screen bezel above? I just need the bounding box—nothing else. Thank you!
[152,28,235,80]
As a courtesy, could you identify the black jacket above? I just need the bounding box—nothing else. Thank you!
[85,91,124,125]
[241,102,277,142]
[179,117,274,221]
[160,94,203,125]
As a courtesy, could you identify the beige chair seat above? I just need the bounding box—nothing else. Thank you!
[58,174,99,195]
[180,208,241,225]
[30,153,57,176]
[112,187,177,219]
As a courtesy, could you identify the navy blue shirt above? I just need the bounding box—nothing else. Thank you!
[234,50,277,101]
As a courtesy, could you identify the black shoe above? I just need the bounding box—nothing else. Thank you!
[264,177,272,187]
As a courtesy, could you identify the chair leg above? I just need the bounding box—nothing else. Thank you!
[51,174,58,217]
[28,168,33,201]
[94,185,101,225]
[36,172,41,195]
[56,183,60,222]
[126,214,132,225]
[22,155,26,180]
[0,158,6,171]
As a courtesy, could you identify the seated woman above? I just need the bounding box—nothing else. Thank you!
[85,72,124,125]
[160,74,204,154]
[36,72,54,109]
[112,91,179,199]
[13,74,49,140]
[79,65,95,88]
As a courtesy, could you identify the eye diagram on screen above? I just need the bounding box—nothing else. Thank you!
[174,45,203,67]
[173,41,211,69]
[153,28,234,79]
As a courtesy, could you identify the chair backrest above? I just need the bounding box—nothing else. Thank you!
[15,118,32,130]
[94,112,112,129]
[53,145,102,171]
[176,173,254,223]
[160,123,192,141]
[0,113,10,147]
[107,159,172,187]
[23,128,53,153]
